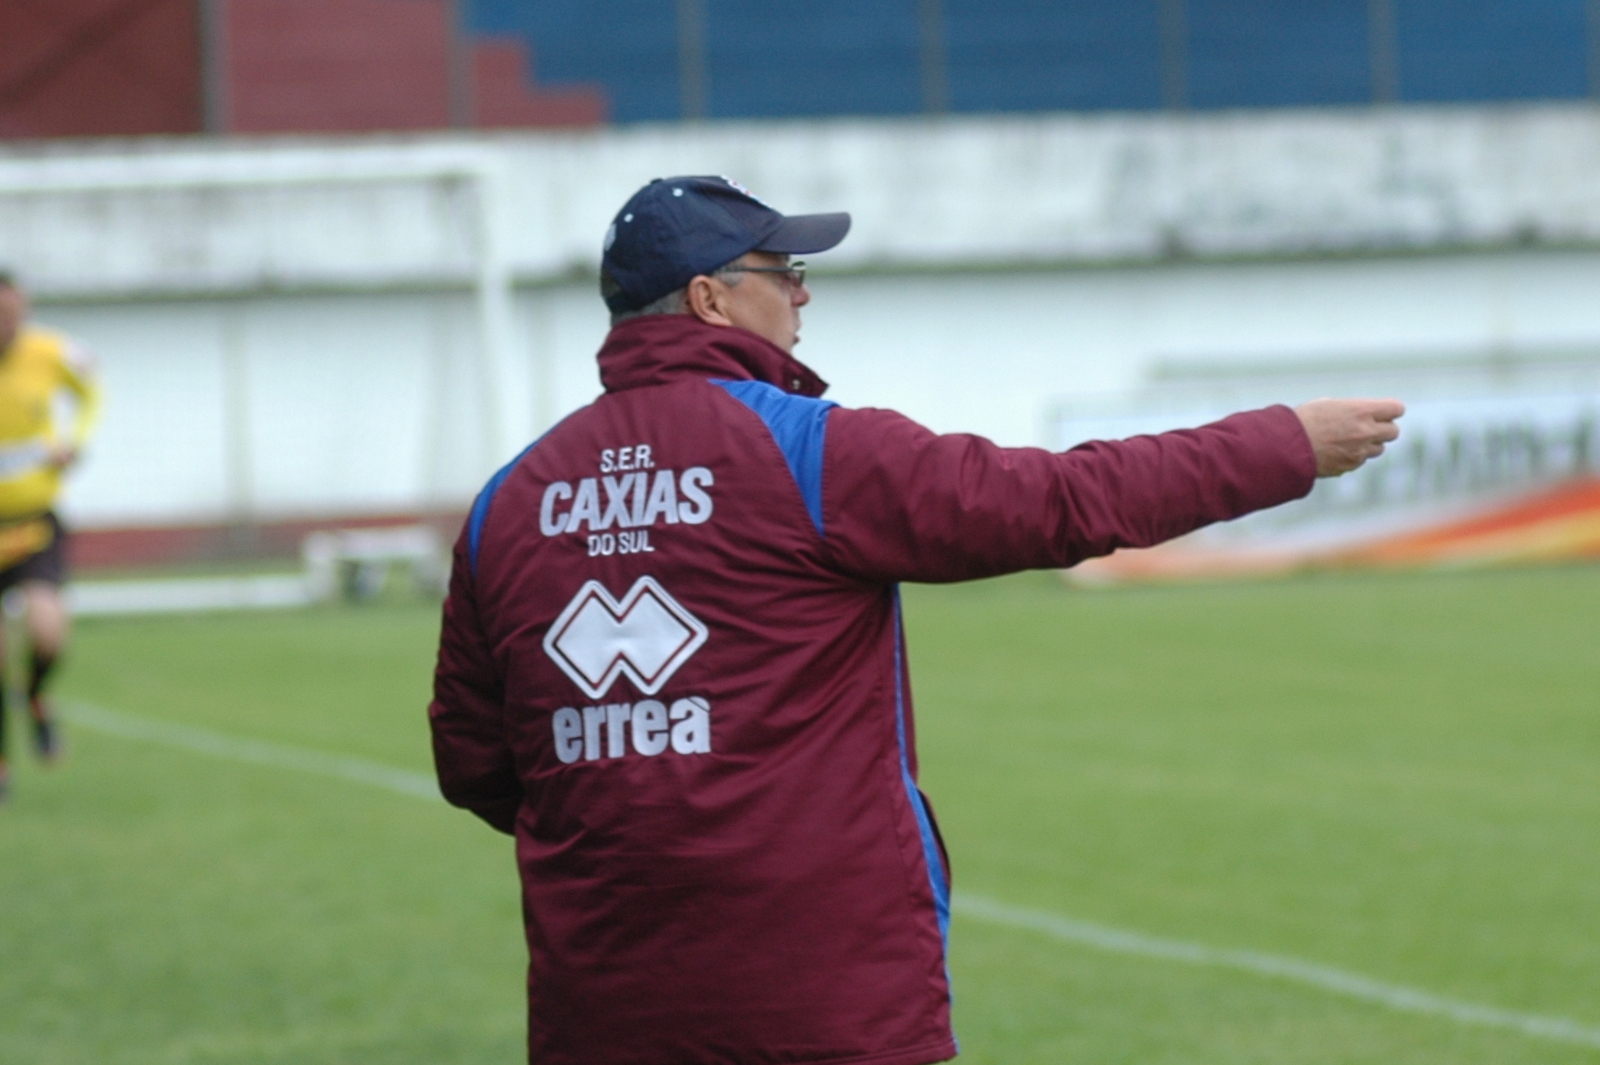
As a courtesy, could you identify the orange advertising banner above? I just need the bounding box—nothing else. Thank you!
[1071,477,1600,584]
[1056,389,1600,585]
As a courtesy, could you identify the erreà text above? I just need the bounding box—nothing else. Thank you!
[552,697,712,763]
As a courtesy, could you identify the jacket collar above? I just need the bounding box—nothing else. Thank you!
[597,315,829,398]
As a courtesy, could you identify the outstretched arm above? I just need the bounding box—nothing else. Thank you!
[821,400,1402,584]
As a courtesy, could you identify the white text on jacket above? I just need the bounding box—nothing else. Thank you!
[552,697,711,763]
[540,468,714,537]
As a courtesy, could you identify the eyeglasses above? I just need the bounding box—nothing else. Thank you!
[715,260,807,288]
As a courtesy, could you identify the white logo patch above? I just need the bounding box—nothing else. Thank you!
[544,577,707,699]
[721,175,769,205]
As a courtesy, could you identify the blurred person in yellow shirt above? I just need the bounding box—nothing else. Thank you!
[0,271,101,802]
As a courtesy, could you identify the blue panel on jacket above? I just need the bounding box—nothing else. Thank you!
[469,422,566,572]
[713,380,836,537]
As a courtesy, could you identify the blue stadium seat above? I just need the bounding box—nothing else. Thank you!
[706,3,923,118]
[462,0,1597,122]
[1187,0,1372,108]
[945,0,1165,112]
[1396,0,1588,102]
[468,0,680,121]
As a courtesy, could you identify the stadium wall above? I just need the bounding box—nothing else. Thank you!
[4,105,1600,542]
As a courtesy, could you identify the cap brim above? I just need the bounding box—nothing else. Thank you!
[755,212,851,255]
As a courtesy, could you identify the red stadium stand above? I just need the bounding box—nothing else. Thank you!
[472,38,604,129]
[0,0,605,139]
[0,0,202,138]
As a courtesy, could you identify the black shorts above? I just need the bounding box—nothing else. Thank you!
[0,513,66,595]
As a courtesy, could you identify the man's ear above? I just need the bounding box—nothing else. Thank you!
[686,275,735,328]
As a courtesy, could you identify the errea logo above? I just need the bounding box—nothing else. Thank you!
[543,577,707,700]
[552,697,711,765]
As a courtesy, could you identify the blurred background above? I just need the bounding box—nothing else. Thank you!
[3,6,1600,1065]
[3,0,1598,580]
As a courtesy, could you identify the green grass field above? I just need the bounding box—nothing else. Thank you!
[2,565,1597,1064]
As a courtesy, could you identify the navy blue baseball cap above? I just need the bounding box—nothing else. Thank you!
[600,176,851,313]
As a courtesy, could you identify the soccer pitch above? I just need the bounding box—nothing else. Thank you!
[2,566,1597,1064]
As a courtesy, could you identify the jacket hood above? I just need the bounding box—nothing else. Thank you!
[597,316,829,398]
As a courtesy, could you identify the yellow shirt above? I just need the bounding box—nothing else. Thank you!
[0,326,102,521]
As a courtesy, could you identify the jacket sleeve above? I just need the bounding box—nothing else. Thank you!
[429,535,521,835]
[820,404,1317,584]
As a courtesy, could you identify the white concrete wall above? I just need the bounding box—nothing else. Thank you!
[8,103,1600,298]
[803,249,1600,438]
[7,104,1600,529]
[40,246,1600,528]
[47,292,490,527]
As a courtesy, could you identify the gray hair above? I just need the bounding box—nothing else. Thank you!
[609,286,688,325]
[605,262,742,327]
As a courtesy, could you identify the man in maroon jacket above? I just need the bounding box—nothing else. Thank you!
[430,176,1403,1065]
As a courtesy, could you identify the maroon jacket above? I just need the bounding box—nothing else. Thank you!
[430,315,1316,1065]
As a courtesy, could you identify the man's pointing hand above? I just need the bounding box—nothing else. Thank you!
[1295,398,1406,477]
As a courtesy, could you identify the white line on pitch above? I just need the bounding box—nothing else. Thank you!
[63,701,442,801]
[62,700,1600,1052]
[953,893,1600,1051]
